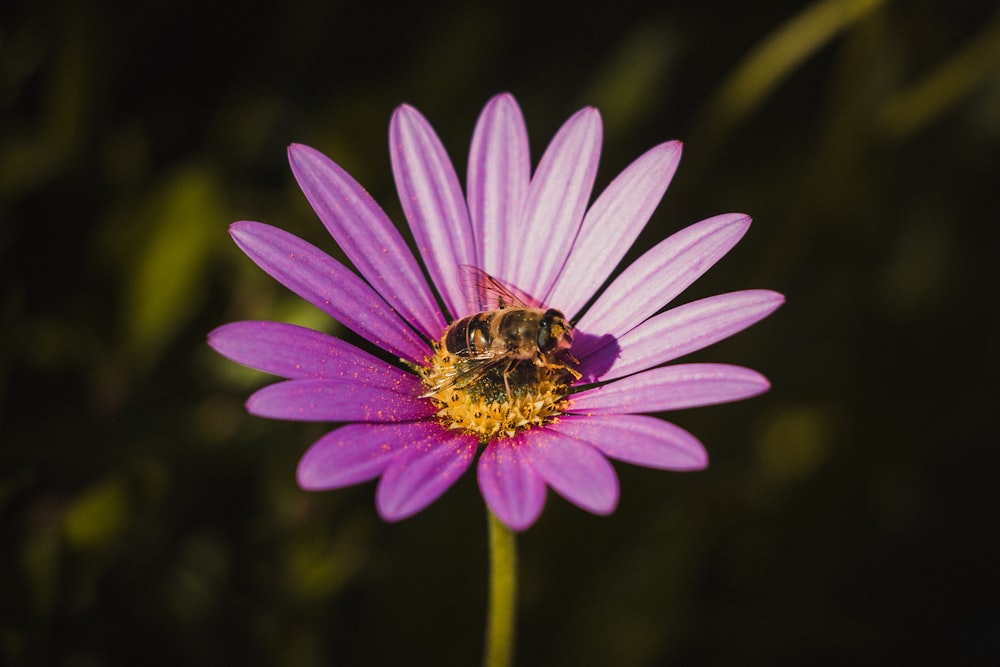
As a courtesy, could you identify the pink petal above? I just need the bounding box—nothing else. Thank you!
[297,422,419,490]
[569,363,770,414]
[390,105,476,321]
[550,414,708,470]
[287,144,447,341]
[376,426,478,521]
[580,289,785,382]
[511,107,602,302]
[246,378,434,422]
[477,435,547,532]
[574,213,751,356]
[467,93,531,285]
[523,428,619,515]
[230,221,430,363]
[547,141,683,320]
[208,320,414,383]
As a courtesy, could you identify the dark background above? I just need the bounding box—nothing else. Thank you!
[2,0,998,665]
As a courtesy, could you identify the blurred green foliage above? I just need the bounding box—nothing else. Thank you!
[2,0,998,665]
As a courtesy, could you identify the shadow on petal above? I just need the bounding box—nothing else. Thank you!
[573,330,620,385]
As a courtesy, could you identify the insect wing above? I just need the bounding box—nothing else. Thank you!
[458,265,545,312]
[419,352,509,397]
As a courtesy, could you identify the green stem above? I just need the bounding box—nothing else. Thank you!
[483,509,517,667]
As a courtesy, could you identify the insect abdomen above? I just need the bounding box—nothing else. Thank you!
[444,313,493,356]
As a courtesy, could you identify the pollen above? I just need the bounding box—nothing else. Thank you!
[420,342,574,440]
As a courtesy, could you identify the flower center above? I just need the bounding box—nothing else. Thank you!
[420,342,575,440]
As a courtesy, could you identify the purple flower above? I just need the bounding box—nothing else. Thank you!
[208,93,783,531]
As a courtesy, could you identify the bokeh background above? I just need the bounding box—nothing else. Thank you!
[3,0,998,664]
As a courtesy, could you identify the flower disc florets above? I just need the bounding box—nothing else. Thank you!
[421,341,574,441]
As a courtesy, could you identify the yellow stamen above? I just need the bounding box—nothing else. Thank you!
[420,342,574,440]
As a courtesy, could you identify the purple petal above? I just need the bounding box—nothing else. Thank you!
[230,221,430,363]
[550,414,707,470]
[477,435,547,532]
[467,93,531,284]
[297,422,419,490]
[246,378,434,422]
[390,105,476,321]
[376,426,478,521]
[569,363,770,414]
[208,320,417,384]
[511,107,602,302]
[288,144,447,341]
[574,214,751,356]
[522,428,619,515]
[580,290,785,382]
[547,141,683,320]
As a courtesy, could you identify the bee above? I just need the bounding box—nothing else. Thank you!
[421,268,580,399]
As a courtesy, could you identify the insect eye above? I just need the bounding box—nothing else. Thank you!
[537,326,556,353]
[537,309,563,353]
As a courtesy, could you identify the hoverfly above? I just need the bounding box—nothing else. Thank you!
[421,268,580,399]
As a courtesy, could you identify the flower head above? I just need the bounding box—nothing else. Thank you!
[209,93,784,531]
